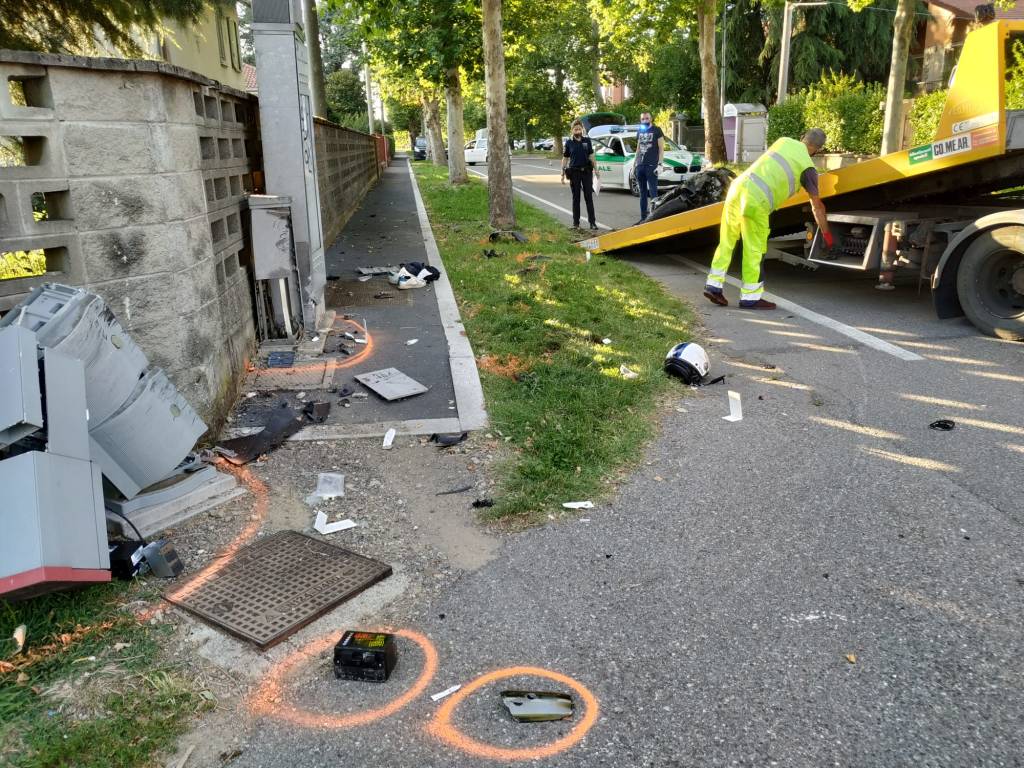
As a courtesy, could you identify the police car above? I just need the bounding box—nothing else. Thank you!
[589,125,705,195]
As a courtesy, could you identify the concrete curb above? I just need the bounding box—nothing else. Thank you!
[405,159,489,432]
[223,417,464,442]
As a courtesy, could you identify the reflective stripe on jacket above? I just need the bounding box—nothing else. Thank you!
[738,137,813,212]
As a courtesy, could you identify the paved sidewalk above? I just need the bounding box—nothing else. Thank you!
[232,158,484,439]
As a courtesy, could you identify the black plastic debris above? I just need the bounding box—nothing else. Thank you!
[430,432,468,447]
[374,291,393,299]
[501,691,574,722]
[303,401,331,423]
[471,498,494,508]
[338,386,354,398]
[929,419,956,431]
[333,630,396,682]
[267,351,296,368]
[403,262,441,283]
[436,484,473,496]
[489,230,528,243]
[216,402,304,465]
[644,168,735,223]
[483,248,500,259]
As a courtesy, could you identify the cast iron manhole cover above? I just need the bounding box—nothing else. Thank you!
[326,280,412,307]
[165,531,392,649]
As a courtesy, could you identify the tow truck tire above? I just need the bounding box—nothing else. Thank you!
[955,225,1024,341]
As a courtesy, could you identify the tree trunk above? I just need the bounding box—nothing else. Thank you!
[553,68,565,158]
[445,67,469,184]
[423,94,446,167]
[698,2,727,164]
[303,0,328,118]
[590,20,604,108]
[482,0,516,229]
[881,0,915,155]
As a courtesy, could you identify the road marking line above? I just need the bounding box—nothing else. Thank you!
[514,163,562,172]
[674,256,924,361]
[468,168,613,230]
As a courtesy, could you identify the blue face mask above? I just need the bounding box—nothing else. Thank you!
[640,120,651,130]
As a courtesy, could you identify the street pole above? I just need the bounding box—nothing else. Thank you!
[361,41,375,134]
[720,3,731,116]
[776,2,794,104]
[776,1,828,105]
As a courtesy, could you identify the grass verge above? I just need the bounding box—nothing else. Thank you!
[412,163,696,519]
[1,582,207,768]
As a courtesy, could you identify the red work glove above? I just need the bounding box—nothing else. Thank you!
[823,231,835,249]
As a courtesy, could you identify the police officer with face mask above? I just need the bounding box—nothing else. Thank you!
[561,119,599,231]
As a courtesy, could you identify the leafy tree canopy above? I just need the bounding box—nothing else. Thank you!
[0,0,217,57]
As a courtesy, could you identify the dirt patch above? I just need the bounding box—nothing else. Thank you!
[477,354,532,379]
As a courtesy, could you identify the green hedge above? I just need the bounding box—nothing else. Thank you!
[1007,38,1024,110]
[909,89,947,146]
[768,72,884,154]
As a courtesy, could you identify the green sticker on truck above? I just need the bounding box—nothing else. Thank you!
[909,133,973,165]
[909,145,933,164]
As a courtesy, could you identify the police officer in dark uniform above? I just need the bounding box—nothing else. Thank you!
[561,119,599,231]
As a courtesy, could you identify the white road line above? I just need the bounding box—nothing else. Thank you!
[513,163,562,172]
[674,256,924,361]
[468,168,613,230]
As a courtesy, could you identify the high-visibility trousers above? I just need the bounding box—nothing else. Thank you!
[705,181,771,301]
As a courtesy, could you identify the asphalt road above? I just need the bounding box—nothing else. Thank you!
[238,158,1024,768]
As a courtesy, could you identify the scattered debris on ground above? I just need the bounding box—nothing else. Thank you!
[501,690,574,722]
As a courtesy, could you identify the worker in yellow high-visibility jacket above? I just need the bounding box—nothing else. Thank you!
[704,128,833,310]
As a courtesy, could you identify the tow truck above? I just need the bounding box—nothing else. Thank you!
[581,20,1024,341]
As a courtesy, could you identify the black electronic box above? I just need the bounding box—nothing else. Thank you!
[333,631,397,682]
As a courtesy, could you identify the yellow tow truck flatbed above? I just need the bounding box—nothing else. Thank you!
[582,21,1024,340]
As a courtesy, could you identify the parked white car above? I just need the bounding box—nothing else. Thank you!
[465,137,488,165]
[590,125,705,195]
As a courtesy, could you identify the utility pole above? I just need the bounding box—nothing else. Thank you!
[361,41,375,134]
[719,2,731,116]
[302,0,327,118]
[776,1,827,104]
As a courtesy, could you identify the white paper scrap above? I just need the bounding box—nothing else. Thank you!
[406,339,419,345]
[562,501,594,509]
[722,390,743,422]
[314,512,356,535]
[382,428,397,449]
[430,684,462,702]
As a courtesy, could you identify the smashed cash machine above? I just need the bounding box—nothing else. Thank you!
[0,285,207,600]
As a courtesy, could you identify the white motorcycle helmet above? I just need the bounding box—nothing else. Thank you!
[664,342,709,385]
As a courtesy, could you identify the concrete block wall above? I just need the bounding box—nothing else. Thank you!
[314,117,380,248]
[0,51,258,429]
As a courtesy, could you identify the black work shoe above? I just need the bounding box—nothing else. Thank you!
[703,290,728,307]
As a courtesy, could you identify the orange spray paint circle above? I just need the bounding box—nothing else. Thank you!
[426,666,600,760]
[250,628,438,728]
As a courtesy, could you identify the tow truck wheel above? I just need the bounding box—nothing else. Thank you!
[955,225,1024,341]
[629,170,640,197]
